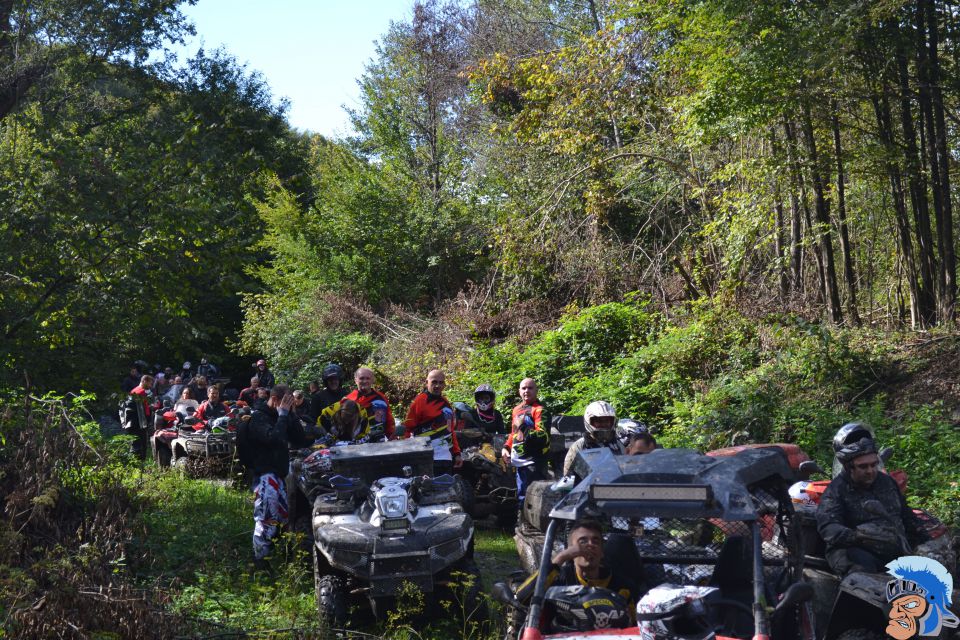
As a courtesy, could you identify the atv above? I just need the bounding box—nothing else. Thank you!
[306,438,486,626]
[454,405,518,528]
[499,446,816,640]
[150,409,236,475]
[716,443,957,640]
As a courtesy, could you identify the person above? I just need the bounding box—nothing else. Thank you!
[179,361,194,382]
[367,399,391,442]
[343,367,395,438]
[502,378,551,507]
[319,398,375,443]
[514,520,639,629]
[254,359,275,389]
[196,385,229,423]
[154,372,171,397]
[235,384,304,566]
[469,383,506,435]
[816,434,930,575]
[291,390,312,423]
[831,421,884,478]
[310,364,348,422]
[404,369,462,474]
[253,387,270,412]
[239,377,260,405]
[173,386,200,415]
[563,401,624,477]
[121,367,141,394]
[129,374,158,458]
[189,375,209,404]
[196,357,218,380]
[164,376,185,404]
[616,419,657,455]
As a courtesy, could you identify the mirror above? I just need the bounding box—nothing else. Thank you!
[878,446,894,464]
[798,460,825,480]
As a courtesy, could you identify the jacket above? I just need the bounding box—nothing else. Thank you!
[469,407,506,435]
[506,402,550,467]
[563,436,625,476]
[343,389,395,439]
[816,470,930,559]
[196,400,228,422]
[404,391,461,459]
[318,401,380,443]
[310,387,347,423]
[239,406,303,478]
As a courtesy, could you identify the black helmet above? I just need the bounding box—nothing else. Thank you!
[835,436,878,465]
[833,421,874,453]
[474,384,496,411]
[322,363,344,383]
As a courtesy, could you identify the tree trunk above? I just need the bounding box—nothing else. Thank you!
[831,107,860,326]
[921,0,956,321]
[800,99,843,324]
[872,91,921,328]
[896,30,938,325]
[783,121,805,295]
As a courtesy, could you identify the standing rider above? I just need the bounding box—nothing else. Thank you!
[502,378,551,508]
[404,369,462,474]
[310,363,348,421]
[563,401,624,477]
[254,359,275,389]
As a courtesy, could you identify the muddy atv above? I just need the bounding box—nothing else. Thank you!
[306,438,486,626]
[151,415,236,476]
[454,407,518,528]
[499,446,816,640]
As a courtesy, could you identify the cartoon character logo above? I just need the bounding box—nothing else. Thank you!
[885,556,959,639]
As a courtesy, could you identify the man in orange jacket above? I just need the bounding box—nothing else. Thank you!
[343,367,396,439]
[404,369,462,474]
[503,377,550,506]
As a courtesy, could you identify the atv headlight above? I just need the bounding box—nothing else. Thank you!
[376,486,408,519]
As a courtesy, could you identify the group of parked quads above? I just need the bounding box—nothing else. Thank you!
[138,396,957,640]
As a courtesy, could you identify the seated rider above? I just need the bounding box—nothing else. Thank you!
[563,401,625,477]
[616,419,658,455]
[319,399,374,444]
[816,434,930,575]
[515,520,639,629]
[470,384,506,436]
[196,385,229,423]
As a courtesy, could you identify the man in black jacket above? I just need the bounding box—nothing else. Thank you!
[817,436,929,575]
[237,384,305,565]
[309,363,347,423]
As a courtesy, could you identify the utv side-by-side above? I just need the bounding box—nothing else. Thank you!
[499,446,816,640]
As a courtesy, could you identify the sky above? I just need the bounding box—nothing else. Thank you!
[172,0,413,139]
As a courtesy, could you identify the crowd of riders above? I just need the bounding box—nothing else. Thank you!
[119,358,952,632]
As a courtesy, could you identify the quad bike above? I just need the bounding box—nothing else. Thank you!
[304,438,486,626]
[500,446,816,640]
[150,405,236,475]
[710,442,957,640]
[453,404,518,528]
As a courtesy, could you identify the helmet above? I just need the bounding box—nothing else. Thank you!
[616,418,649,448]
[322,363,344,383]
[474,384,496,411]
[584,401,617,444]
[835,436,878,465]
[200,358,208,365]
[833,422,874,453]
[256,359,267,367]
[182,361,191,369]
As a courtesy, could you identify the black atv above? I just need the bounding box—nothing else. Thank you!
[498,446,816,640]
[150,409,236,476]
[454,404,518,527]
[304,438,486,626]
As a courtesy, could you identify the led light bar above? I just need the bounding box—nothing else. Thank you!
[590,483,712,502]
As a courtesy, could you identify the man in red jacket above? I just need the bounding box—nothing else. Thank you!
[404,369,461,474]
[343,367,395,439]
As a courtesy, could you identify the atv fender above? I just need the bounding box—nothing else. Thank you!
[823,571,889,640]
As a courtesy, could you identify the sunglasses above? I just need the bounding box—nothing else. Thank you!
[852,460,879,471]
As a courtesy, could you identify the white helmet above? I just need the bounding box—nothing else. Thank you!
[584,401,617,444]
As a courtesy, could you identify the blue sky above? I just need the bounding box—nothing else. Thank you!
[173,0,413,138]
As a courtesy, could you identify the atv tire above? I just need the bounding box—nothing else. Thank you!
[314,549,347,626]
[438,557,489,624]
[494,505,517,530]
[154,442,172,468]
[456,475,476,516]
[173,455,189,471]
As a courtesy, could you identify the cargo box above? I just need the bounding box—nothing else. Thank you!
[328,438,434,485]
